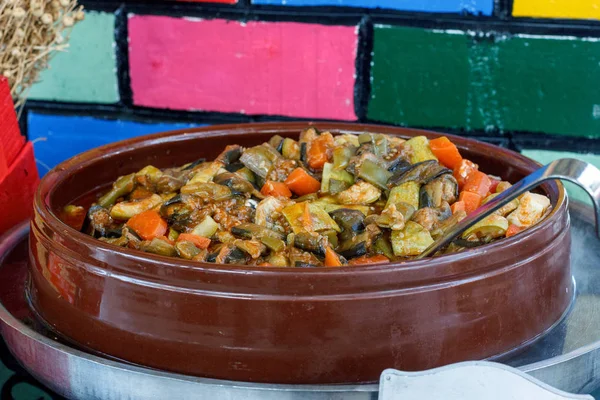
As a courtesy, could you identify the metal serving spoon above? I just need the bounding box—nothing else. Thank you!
[416,158,600,259]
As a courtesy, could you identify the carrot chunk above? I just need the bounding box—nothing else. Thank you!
[284,168,321,196]
[462,171,492,198]
[453,159,479,190]
[450,201,465,214]
[458,191,482,214]
[348,254,390,266]
[429,136,463,170]
[261,180,292,198]
[127,210,167,241]
[177,233,211,249]
[324,246,343,267]
[506,224,525,238]
[307,133,334,170]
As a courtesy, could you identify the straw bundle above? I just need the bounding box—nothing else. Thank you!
[0,0,84,108]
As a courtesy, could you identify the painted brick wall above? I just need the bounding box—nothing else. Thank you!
[17,0,600,177]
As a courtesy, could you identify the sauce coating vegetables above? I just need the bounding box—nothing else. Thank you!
[62,129,551,267]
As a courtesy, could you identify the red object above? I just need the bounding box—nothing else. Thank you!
[128,17,358,120]
[261,180,292,198]
[462,170,492,198]
[177,233,211,250]
[458,190,482,214]
[0,77,25,171]
[126,210,168,241]
[0,142,40,236]
[506,224,526,238]
[307,133,334,170]
[453,159,479,189]
[489,177,501,193]
[284,168,321,196]
[428,136,463,169]
[450,200,465,214]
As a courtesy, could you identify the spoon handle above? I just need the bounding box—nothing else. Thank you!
[416,158,600,259]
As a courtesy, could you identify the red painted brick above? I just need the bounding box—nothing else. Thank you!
[0,77,25,168]
[128,16,358,120]
[0,142,39,236]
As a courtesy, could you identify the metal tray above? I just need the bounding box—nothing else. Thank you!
[0,201,599,400]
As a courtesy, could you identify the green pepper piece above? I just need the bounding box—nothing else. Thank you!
[98,173,135,208]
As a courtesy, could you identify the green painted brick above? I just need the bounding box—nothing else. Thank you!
[522,149,600,205]
[496,35,600,138]
[369,26,471,129]
[369,28,600,138]
[28,11,118,103]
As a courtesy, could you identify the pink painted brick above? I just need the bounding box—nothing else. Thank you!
[128,16,358,120]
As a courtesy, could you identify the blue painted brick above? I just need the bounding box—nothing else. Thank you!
[251,0,493,15]
[28,113,204,175]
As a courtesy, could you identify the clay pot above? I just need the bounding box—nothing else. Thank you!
[28,122,571,384]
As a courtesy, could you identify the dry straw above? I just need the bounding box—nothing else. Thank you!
[0,0,84,109]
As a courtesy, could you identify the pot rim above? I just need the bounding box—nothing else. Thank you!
[34,121,567,277]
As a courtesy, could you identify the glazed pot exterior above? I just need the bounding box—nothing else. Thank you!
[28,123,572,384]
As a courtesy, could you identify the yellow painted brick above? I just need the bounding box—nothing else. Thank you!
[513,0,600,20]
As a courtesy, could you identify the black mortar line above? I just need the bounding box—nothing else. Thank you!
[354,15,373,122]
[114,5,133,108]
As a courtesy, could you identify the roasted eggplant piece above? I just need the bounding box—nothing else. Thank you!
[175,241,203,260]
[231,223,286,252]
[419,174,459,208]
[234,239,267,259]
[268,135,285,153]
[293,232,327,257]
[213,172,261,197]
[215,245,248,264]
[140,238,177,257]
[240,144,282,179]
[181,157,206,171]
[180,182,232,201]
[411,203,451,232]
[387,160,451,188]
[216,144,243,165]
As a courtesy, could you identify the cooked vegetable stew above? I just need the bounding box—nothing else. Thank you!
[63,128,551,267]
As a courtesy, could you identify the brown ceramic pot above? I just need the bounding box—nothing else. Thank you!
[28,122,571,384]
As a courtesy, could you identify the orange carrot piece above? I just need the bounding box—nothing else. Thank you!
[462,170,492,198]
[324,246,343,267]
[458,191,482,214]
[348,254,390,266]
[177,233,211,249]
[284,168,321,196]
[307,134,334,170]
[127,210,167,241]
[450,201,465,214]
[429,136,463,170]
[453,159,479,189]
[258,262,273,267]
[261,180,292,198]
[506,224,525,238]
[302,202,313,231]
